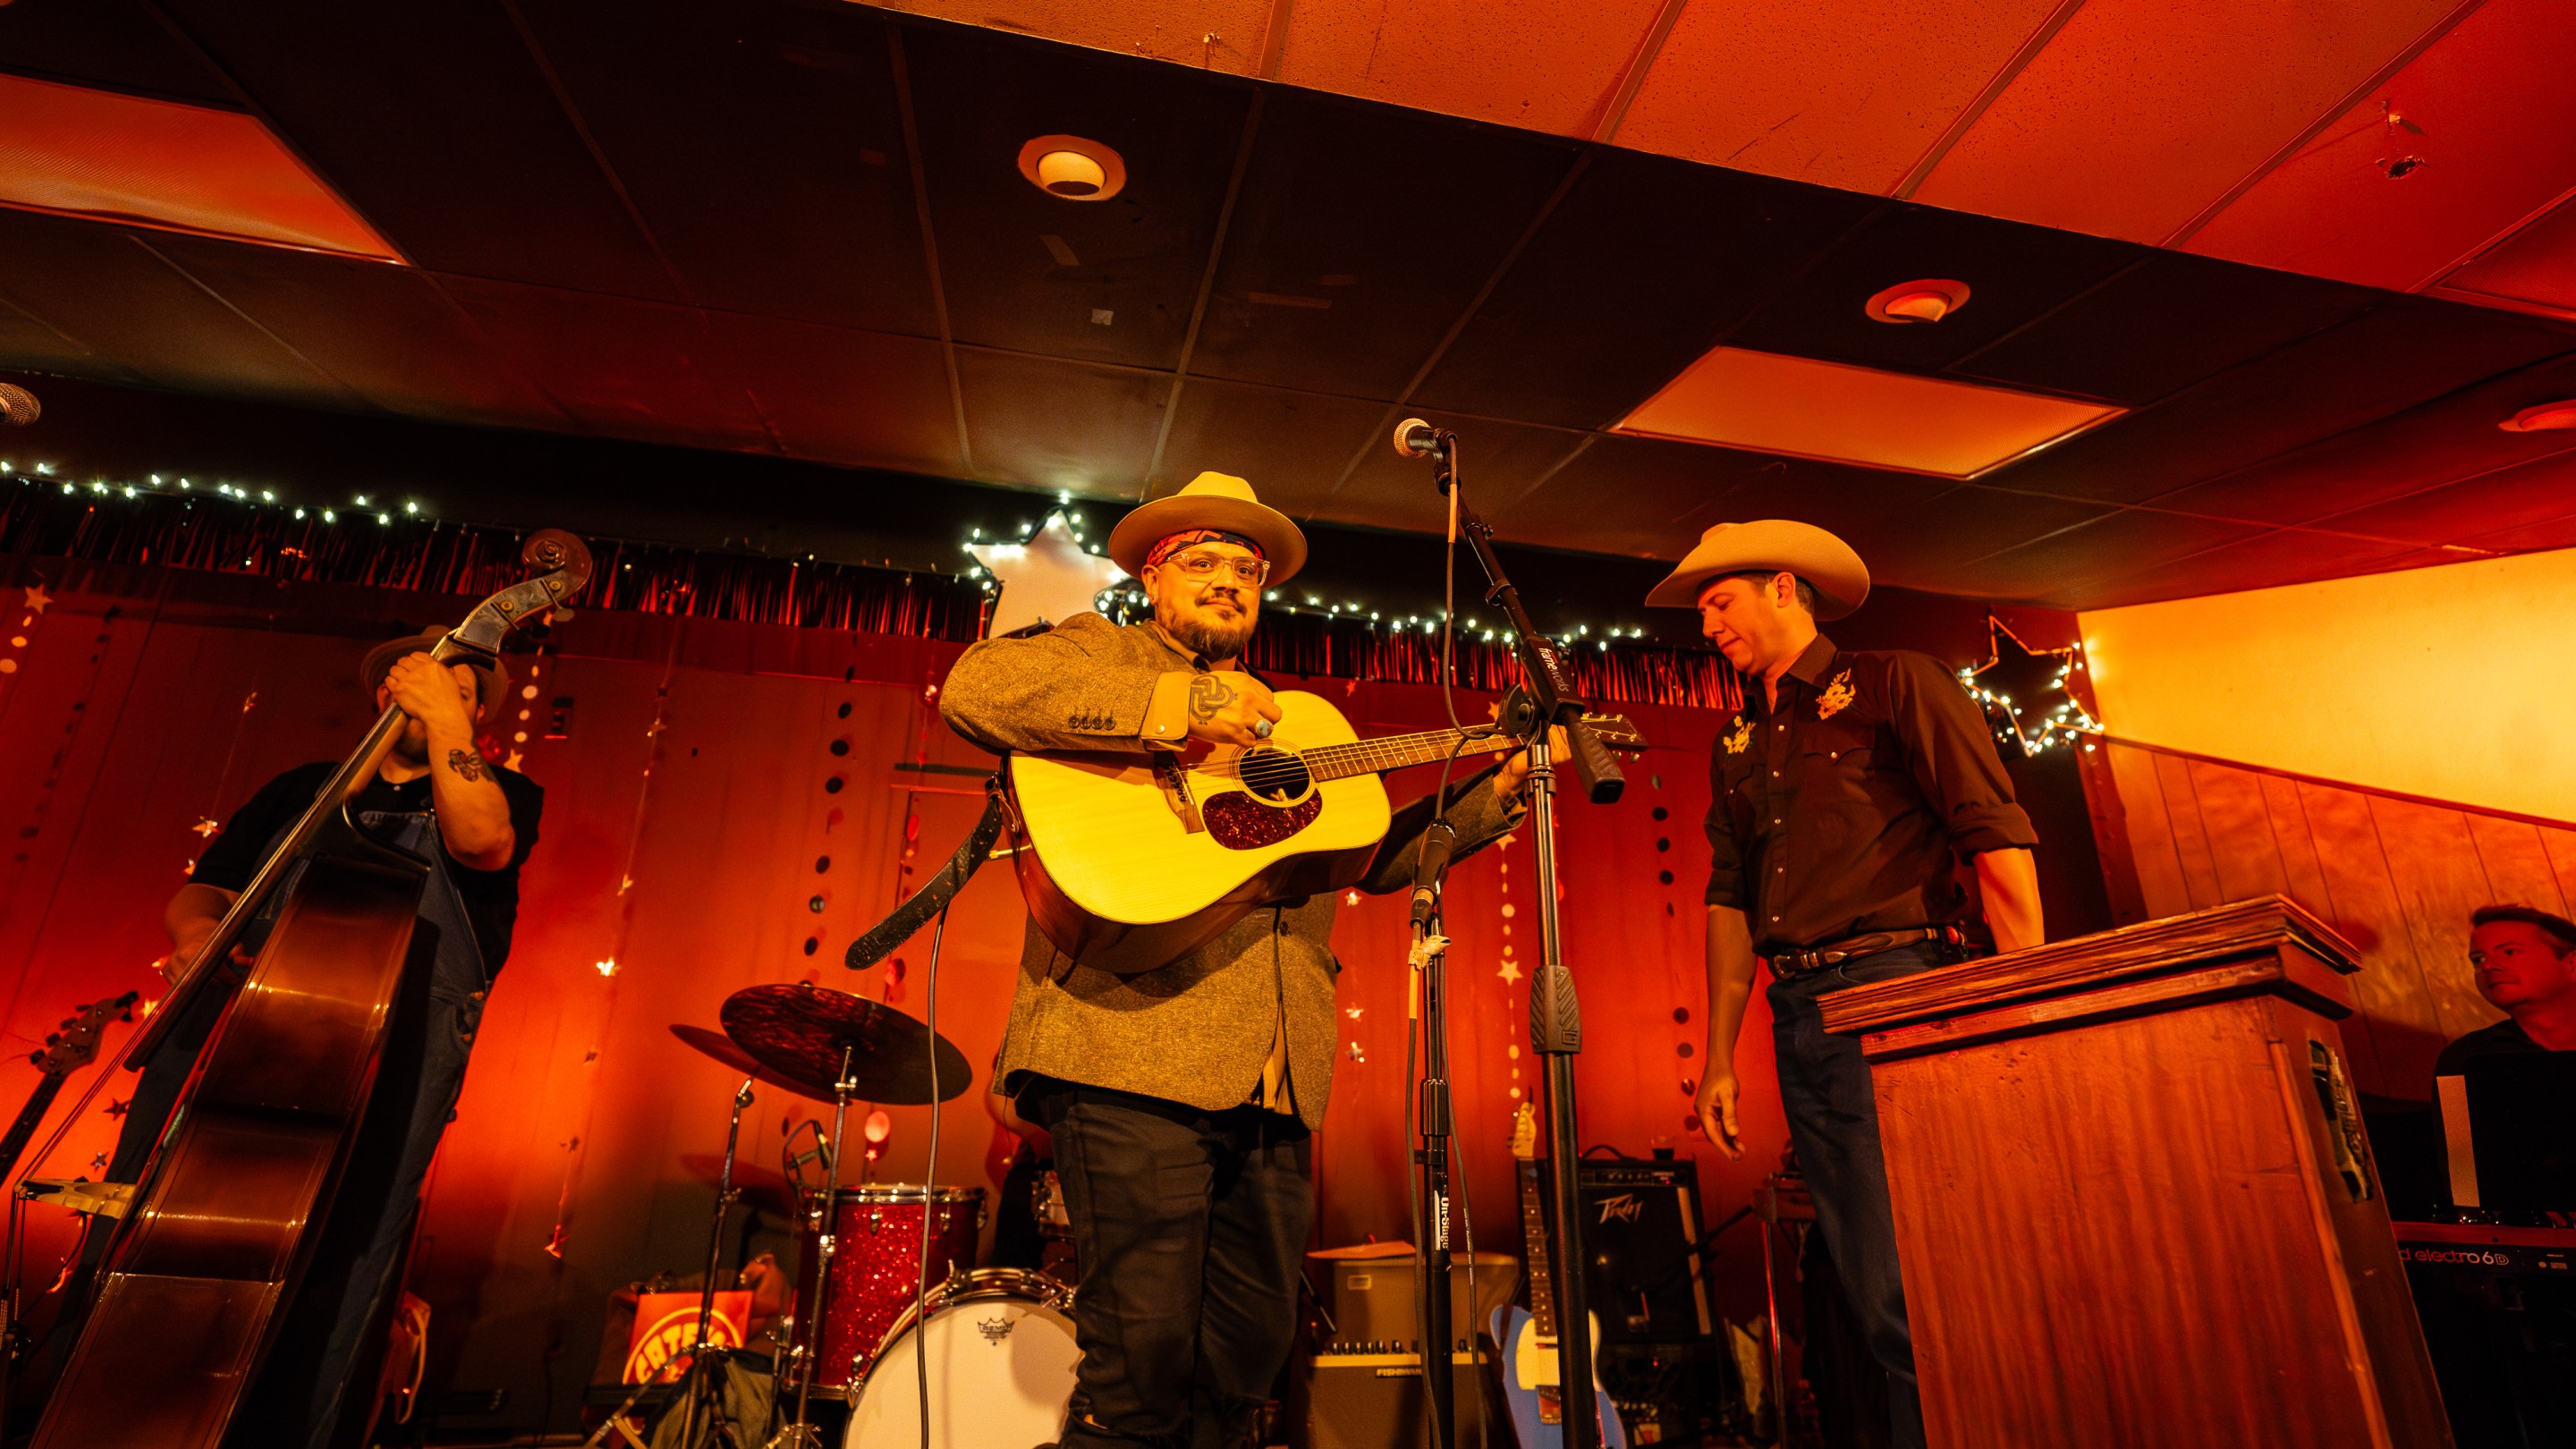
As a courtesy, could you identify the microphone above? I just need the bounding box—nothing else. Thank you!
[1391,417,1447,460]
[1410,820,1457,930]
[0,383,38,428]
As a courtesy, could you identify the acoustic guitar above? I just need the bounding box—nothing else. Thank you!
[1004,689,1643,972]
[1495,1101,1626,1449]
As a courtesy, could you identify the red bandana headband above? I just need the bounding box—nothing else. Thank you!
[1146,529,1264,570]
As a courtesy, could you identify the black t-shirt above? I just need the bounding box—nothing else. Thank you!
[192,761,545,970]
[2433,1016,2550,1078]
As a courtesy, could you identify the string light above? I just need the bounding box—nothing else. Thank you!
[2,460,429,523]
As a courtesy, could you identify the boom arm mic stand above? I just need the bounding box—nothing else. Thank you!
[1403,423,1623,1449]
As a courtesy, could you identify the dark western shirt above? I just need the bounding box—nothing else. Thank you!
[1706,636,2038,956]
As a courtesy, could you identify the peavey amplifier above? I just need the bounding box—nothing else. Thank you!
[1576,1152,1713,1343]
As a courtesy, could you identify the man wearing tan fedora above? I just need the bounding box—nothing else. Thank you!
[65,625,544,1446]
[942,471,1533,1449]
[1648,521,2042,1449]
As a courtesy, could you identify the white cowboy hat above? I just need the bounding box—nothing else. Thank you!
[1644,520,1871,620]
[1108,471,1309,586]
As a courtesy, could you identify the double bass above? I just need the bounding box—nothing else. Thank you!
[33,531,589,1446]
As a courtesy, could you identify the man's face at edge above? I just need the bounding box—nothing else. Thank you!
[1144,540,1263,662]
[2468,919,2576,1015]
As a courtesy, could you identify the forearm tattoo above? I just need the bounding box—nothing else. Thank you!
[1186,674,1234,722]
[445,748,487,783]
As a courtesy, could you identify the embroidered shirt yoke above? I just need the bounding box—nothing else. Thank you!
[1705,635,2037,956]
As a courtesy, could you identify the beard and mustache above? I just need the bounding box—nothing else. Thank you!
[1163,591,1257,662]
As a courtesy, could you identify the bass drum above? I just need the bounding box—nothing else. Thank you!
[841,1267,1079,1448]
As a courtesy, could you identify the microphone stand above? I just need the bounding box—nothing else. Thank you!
[1425,430,1623,1449]
[1409,826,1460,1449]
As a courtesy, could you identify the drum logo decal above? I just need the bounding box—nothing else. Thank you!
[979,1316,1015,1343]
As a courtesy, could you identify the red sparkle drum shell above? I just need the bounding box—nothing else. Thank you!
[792,1184,985,1394]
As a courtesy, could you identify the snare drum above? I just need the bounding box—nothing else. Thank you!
[840,1267,1079,1447]
[792,1184,985,1394]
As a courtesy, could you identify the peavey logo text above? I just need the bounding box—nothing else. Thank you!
[1595,1192,1645,1227]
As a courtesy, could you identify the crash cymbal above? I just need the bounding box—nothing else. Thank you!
[669,1023,833,1103]
[718,983,971,1106]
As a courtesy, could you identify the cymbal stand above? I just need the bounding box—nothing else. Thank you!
[767,1043,855,1449]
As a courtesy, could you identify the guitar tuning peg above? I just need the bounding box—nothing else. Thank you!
[24,1050,41,1065]
[44,1033,61,1046]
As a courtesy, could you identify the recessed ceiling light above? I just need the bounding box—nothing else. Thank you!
[1866,278,1970,325]
[1017,135,1126,201]
[2500,401,2576,432]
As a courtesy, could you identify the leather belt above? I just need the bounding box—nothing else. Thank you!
[1769,925,1967,979]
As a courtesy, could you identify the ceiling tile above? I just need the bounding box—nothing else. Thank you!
[1616,346,2120,479]
[1418,148,1877,428]
[2147,349,2576,525]
[1330,410,1587,536]
[1913,0,2462,244]
[2064,525,2435,608]
[1854,486,2114,592]
[1614,0,2072,195]
[1187,89,1577,398]
[954,349,1164,496]
[1953,250,2376,406]
[903,21,1252,372]
[1996,295,2576,504]
[0,208,360,404]
[1150,378,1389,508]
[2309,445,2576,545]
[2449,507,2576,555]
[0,0,242,106]
[1278,0,1672,137]
[436,275,773,450]
[2438,190,2576,318]
[506,1,938,337]
[1725,200,2139,378]
[1485,433,1781,557]
[884,1,1275,76]
[1940,508,2269,603]
[142,232,564,429]
[2184,0,2576,293]
[156,0,678,297]
[707,314,962,477]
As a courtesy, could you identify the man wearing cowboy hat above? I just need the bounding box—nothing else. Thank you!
[72,626,543,1446]
[941,472,1533,1449]
[1649,521,2041,1449]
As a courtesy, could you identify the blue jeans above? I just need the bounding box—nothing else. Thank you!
[1768,945,1941,1449]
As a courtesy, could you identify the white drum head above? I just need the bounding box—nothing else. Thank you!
[842,1291,1079,1448]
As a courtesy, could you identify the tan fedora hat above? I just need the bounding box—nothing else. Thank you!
[1108,472,1309,587]
[359,626,513,727]
[1644,520,1870,620]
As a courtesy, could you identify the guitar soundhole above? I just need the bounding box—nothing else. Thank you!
[1234,745,1312,804]
[1203,792,1320,851]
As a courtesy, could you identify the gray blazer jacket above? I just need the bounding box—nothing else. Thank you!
[939,614,1520,1129]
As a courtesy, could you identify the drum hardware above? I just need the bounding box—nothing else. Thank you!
[791,1184,986,1400]
[837,1267,1081,1447]
[582,1071,762,1449]
[765,1041,857,1449]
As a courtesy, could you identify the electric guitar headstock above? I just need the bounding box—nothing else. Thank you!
[29,992,140,1079]
[1510,1100,1538,1162]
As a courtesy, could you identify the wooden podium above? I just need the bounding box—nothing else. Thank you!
[1818,897,2452,1449]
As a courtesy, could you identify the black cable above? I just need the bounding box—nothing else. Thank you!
[914,902,951,1449]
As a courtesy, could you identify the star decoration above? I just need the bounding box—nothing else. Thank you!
[191,817,222,838]
[1962,614,2097,759]
[1496,958,1523,984]
[22,583,52,615]
[969,513,1128,637]
[1344,1006,1364,1021]
[104,1097,130,1119]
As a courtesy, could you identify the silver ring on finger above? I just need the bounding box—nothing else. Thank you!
[1252,718,1273,739]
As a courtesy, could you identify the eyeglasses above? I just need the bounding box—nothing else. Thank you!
[1161,551,1272,587]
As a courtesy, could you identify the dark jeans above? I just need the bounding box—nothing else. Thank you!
[1768,945,1942,1449]
[1022,1079,1313,1449]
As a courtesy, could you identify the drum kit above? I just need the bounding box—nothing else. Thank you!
[596,981,1080,1449]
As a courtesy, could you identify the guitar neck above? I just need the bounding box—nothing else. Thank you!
[0,1074,68,1184]
[1518,1160,1556,1340]
[1301,728,1518,784]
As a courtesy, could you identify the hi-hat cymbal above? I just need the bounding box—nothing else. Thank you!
[718,983,971,1106]
[669,1023,833,1103]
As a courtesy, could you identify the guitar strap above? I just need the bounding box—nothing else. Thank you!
[843,775,1010,971]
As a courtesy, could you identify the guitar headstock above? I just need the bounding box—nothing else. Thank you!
[438,529,594,666]
[30,991,140,1079]
[1509,1100,1538,1162]
[1575,712,1648,753]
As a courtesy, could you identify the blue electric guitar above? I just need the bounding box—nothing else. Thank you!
[1494,1103,1626,1449]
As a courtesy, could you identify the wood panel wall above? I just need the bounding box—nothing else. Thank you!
[2082,737,2576,1100]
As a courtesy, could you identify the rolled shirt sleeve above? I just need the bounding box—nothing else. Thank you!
[1885,652,2038,859]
